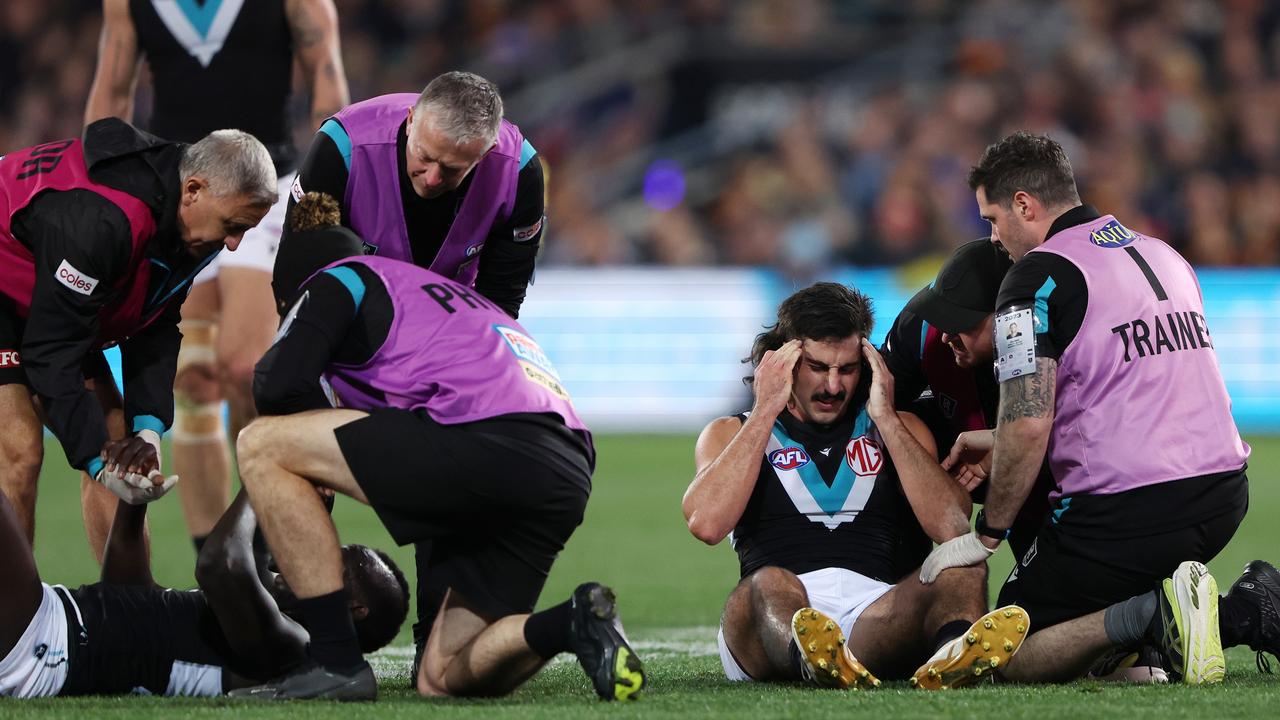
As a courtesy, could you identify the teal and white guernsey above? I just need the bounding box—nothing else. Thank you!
[731,405,930,583]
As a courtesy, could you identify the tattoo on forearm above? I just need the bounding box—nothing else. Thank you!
[999,357,1056,423]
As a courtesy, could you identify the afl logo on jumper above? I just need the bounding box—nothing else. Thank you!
[845,436,882,476]
[769,447,810,470]
[1089,220,1136,248]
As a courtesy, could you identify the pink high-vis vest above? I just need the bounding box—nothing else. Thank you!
[1031,214,1249,498]
[0,139,161,344]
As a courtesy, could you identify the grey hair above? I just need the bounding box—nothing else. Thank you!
[179,129,277,206]
[413,71,504,146]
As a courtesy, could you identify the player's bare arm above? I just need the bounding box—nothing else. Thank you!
[683,339,802,545]
[85,0,141,125]
[286,0,350,129]
[98,501,153,586]
[983,356,1056,544]
[861,340,971,541]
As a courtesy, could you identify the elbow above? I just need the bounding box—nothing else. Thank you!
[685,512,730,546]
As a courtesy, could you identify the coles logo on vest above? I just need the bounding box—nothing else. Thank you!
[845,436,882,476]
[769,447,810,470]
[1089,220,1136,248]
[54,259,98,296]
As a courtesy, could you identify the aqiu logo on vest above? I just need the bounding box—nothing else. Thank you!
[769,447,810,470]
[845,436,882,476]
[1089,220,1136,248]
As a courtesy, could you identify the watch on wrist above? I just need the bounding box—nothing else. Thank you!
[975,509,1011,541]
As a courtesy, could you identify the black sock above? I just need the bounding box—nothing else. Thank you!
[192,535,208,554]
[523,599,574,660]
[1219,594,1255,648]
[933,620,973,652]
[298,589,364,673]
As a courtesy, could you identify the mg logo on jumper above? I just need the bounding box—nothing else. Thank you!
[1089,220,1136,248]
[845,436,882,476]
[769,447,810,470]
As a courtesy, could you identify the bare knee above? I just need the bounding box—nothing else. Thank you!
[218,352,259,398]
[175,362,222,405]
[747,566,806,605]
[235,418,277,485]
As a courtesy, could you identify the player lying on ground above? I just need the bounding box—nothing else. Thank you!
[683,282,1028,690]
[920,131,1274,683]
[230,192,645,701]
[0,484,407,697]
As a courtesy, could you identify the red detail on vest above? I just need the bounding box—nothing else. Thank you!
[919,324,989,433]
[0,140,159,345]
[845,436,882,475]
[0,350,20,367]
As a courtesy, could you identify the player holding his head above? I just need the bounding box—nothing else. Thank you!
[683,282,1030,690]
[228,193,644,701]
[0,474,407,697]
[85,0,350,555]
[0,120,277,545]
[919,131,1279,682]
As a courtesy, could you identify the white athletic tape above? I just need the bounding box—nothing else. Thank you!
[176,320,218,376]
[171,401,226,444]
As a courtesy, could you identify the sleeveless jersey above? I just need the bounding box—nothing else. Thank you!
[1029,215,1249,498]
[60,584,225,696]
[319,256,592,445]
[731,407,928,582]
[0,139,169,345]
[129,0,294,170]
[330,94,526,285]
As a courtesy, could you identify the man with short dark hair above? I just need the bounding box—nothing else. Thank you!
[919,131,1279,683]
[684,282,1032,691]
[0,477,407,697]
[0,120,277,545]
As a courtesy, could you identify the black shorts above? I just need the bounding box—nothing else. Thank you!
[335,409,592,618]
[0,303,115,388]
[997,469,1249,633]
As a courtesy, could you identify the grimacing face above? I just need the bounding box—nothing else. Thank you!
[176,176,271,259]
[788,335,863,426]
[976,186,1038,261]
[941,313,995,369]
[403,106,493,199]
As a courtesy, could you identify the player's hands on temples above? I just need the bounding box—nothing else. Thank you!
[860,339,895,424]
[942,430,995,492]
[752,338,802,418]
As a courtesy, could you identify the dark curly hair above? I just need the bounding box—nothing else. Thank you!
[967,132,1080,209]
[289,191,342,232]
[745,282,874,384]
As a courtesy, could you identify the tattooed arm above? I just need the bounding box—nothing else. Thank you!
[286,0,350,129]
[981,357,1056,546]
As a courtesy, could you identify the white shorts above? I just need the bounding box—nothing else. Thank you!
[193,171,294,285]
[717,567,892,682]
[0,584,75,698]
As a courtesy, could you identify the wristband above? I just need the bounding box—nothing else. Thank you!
[975,509,1011,541]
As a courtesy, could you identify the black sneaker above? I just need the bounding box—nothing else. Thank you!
[567,583,646,701]
[1224,560,1280,673]
[228,661,377,701]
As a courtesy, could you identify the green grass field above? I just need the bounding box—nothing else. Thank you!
[11,434,1280,717]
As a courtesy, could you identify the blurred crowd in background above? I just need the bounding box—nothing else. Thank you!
[3,0,1280,270]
